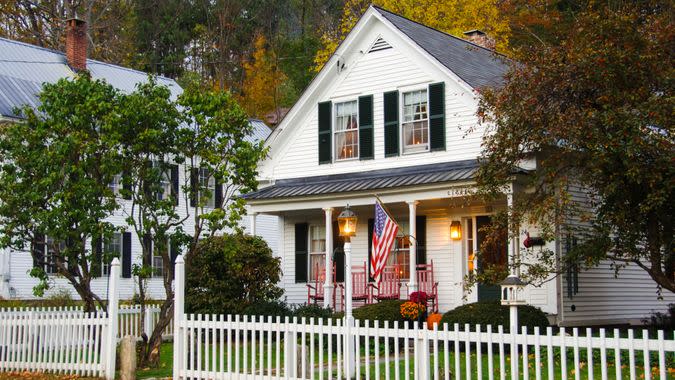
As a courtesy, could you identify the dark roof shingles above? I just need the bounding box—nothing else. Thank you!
[374,6,510,89]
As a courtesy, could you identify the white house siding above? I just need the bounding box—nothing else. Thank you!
[559,183,675,325]
[0,165,278,302]
[260,20,483,183]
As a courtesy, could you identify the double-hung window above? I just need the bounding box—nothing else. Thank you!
[102,233,122,276]
[153,247,163,277]
[109,173,122,196]
[308,225,326,281]
[385,221,410,279]
[334,101,359,161]
[44,237,64,275]
[402,89,429,154]
[199,168,216,208]
[158,167,172,201]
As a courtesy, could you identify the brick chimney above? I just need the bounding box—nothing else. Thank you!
[463,30,495,50]
[65,18,87,72]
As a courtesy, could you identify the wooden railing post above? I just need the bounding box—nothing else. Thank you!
[173,255,185,380]
[104,257,120,380]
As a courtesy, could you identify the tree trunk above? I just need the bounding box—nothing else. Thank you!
[142,297,173,366]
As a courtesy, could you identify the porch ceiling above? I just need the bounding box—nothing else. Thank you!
[244,160,479,201]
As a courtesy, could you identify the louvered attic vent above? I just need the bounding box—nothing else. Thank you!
[368,37,392,53]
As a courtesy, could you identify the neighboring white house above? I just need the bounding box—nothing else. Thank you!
[0,29,278,301]
[245,5,674,326]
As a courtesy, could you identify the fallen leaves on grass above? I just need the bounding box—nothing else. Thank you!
[0,371,97,380]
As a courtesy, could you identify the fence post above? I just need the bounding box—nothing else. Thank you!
[173,255,185,380]
[105,258,120,380]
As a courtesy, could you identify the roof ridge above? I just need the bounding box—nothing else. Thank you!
[371,5,510,59]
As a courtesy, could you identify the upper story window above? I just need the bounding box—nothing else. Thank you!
[401,89,429,154]
[157,165,172,201]
[199,168,216,208]
[45,237,65,275]
[102,232,122,277]
[334,101,359,161]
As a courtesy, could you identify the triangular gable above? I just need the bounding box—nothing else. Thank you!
[264,6,490,165]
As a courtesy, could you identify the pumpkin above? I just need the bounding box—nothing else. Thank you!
[427,313,443,330]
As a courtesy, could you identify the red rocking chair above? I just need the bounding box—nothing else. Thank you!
[307,262,337,306]
[339,262,370,309]
[370,265,402,302]
[415,260,439,313]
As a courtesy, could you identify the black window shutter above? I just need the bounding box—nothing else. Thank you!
[428,82,446,151]
[170,164,179,206]
[294,223,309,283]
[142,234,152,267]
[91,237,102,278]
[122,232,132,278]
[189,168,199,207]
[215,178,223,208]
[383,91,399,157]
[416,215,427,265]
[367,218,374,281]
[358,95,374,160]
[32,233,45,269]
[318,101,332,164]
[122,170,132,200]
[333,221,345,282]
[170,238,179,265]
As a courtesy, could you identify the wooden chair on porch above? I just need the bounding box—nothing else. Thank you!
[415,260,439,313]
[306,262,337,306]
[338,262,370,309]
[370,265,402,302]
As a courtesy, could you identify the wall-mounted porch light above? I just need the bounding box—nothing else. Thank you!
[450,220,462,240]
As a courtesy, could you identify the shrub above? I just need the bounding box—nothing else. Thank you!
[441,300,549,332]
[293,304,334,321]
[242,300,292,320]
[642,303,675,331]
[353,300,406,325]
[185,233,283,316]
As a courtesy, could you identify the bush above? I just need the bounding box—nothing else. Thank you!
[353,300,406,325]
[440,301,549,332]
[185,233,283,315]
[293,304,334,321]
[242,300,292,320]
[642,303,675,331]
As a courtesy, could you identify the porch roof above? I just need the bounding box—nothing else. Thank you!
[244,160,479,200]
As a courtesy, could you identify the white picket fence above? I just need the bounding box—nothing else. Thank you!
[172,256,675,380]
[0,258,122,379]
[0,304,173,342]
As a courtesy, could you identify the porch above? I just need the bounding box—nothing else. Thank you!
[245,161,557,315]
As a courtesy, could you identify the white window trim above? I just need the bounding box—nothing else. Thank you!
[102,232,122,277]
[308,225,326,281]
[199,168,216,209]
[109,173,123,197]
[400,88,430,155]
[333,100,360,162]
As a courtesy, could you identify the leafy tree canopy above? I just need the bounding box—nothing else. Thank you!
[476,1,674,293]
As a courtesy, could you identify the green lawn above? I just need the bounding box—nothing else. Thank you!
[139,339,675,379]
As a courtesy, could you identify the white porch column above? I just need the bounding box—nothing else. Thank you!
[249,212,258,236]
[407,200,419,295]
[323,207,334,309]
[506,185,518,276]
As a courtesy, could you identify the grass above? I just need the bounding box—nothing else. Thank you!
[141,338,675,380]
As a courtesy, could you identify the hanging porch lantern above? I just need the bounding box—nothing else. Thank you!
[337,205,358,238]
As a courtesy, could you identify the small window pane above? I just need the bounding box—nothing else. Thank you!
[334,101,359,160]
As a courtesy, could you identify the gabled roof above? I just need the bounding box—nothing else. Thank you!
[244,160,479,200]
[374,6,510,89]
[0,37,181,119]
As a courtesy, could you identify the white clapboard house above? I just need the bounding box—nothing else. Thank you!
[0,23,277,301]
[245,6,674,326]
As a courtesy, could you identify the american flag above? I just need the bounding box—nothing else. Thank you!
[370,201,399,282]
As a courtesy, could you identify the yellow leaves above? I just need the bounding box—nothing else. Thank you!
[313,0,512,71]
[239,34,287,119]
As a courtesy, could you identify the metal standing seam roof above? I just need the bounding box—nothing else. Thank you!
[244,160,480,200]
[0,37,181,119]
[374,6,510,89]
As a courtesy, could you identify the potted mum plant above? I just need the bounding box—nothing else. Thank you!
[400,291,428,328]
